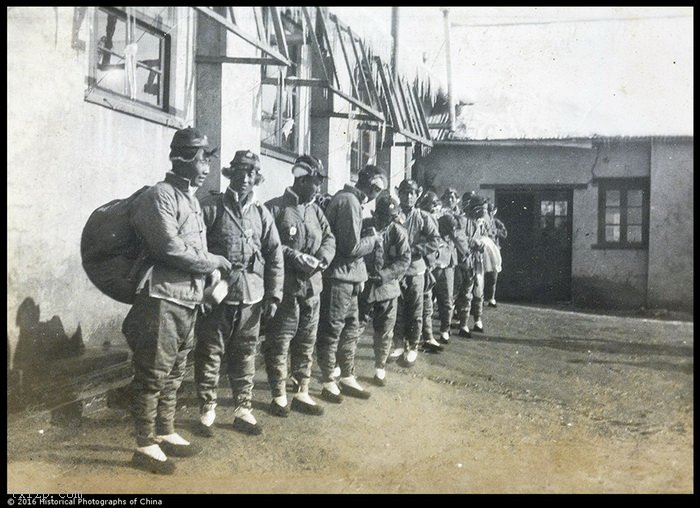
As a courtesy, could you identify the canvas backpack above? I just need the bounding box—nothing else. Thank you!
[80,186,150,304]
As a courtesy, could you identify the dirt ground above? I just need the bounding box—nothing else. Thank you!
[7,303,693,494]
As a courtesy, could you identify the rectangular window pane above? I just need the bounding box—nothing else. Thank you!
[541,200,554,216]
[605,226,620,242]
[627,189,643,207]
[133,29,163,106]
[627,207,643,225]
[94,8,167,109]
[554,200,568,216]
[554,217,567,229]
[627,225,642,243]
[606,190,620,206]
[260,84,278,144]
[605,209,620,225]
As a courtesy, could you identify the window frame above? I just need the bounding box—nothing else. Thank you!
[84,7,188,128]
[350,123,378,177]
[302,7,385,122]
[374,56,432,147]
[194,7,292,67]
[594,177,650,250]
[259,11,304,157]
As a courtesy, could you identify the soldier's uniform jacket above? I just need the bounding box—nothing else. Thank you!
[437,211,464,268]
[323,184,377,283]
[399,207,441,277]
[131,172,221,308]
[199,188,283,305]
[362,219,411,303]
[265,187,336,297]
[454,215,487,273]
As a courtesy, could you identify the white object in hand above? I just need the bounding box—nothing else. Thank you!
[204,279,229,305]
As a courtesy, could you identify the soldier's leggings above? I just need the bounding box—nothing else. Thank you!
[454,265,484,325]
[316,279,362,383]
[422,289,435,341]
[371,298,398,369]
[261,292,320,397]
[433,266,455,333]
[484,270,499,302]
[195,302,262,412]
[122,293,196,447]
[394,273,425,351]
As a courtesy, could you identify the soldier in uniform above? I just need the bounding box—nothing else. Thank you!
[454,193,488,338]
[123,127,232,474]
[194,150,284,436]
[262,155,336,416]
[417,191,445,353]
[316,165,386,403]
[358,193,411,386]
[389,179,441,367]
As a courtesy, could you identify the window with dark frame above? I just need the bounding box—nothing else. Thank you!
[350,123,378,177]
[89,7,170,110]
[260,10,303,155]
[596,178,649,248]
[540,199,568,230]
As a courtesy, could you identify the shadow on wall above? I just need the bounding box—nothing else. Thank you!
[8,297,85,413]
[8,297,134,423]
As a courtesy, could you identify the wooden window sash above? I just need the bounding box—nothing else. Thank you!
[195,6,292,67]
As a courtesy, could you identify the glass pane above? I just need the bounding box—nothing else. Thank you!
[95,10,127,95]
[605,209,620,225]
[605,226,620,242]
[606,190,620,206]
[628,189,643,207]
[555,200,568,216]
[627,207,643,225]
[94,8,165,108]
[540,201,554,216]
[260,84,278,144]
[554,217,567,229]
[627,225,642,243]
[133,28,162,106]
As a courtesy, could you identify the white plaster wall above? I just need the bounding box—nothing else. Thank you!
[7,7,196,359]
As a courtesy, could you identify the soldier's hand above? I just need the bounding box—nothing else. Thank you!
[215,255,233,274]
[207,269,222,287]
[368,274,382,284]
[296,253,320,274]
[262,298,279,320]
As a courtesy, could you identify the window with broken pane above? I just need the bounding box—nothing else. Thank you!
[261,10,302,154]
[91,7,169,109]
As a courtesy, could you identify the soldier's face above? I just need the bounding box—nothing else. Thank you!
[399,188,418,208]
[229,166,258,196]
[174,149,211,187]
[443,193,458,209]
[296,175,323,203]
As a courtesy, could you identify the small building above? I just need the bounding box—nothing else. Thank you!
[413,136,693,312]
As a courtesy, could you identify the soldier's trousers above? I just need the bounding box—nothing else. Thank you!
[194,302,262,412]
[360,297,398,369]
[122,293,196,447]
[484,270,499,302]
[422,271,436,341]
[261,292,320,397]
[316,280,362,383]
[454,265,484,324]
[433,266,455,333]
[394,274,425,351]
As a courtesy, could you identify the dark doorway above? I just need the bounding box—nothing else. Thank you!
[495,188,573,303]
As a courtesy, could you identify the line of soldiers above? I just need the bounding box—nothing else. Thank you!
[123,127,496,475]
